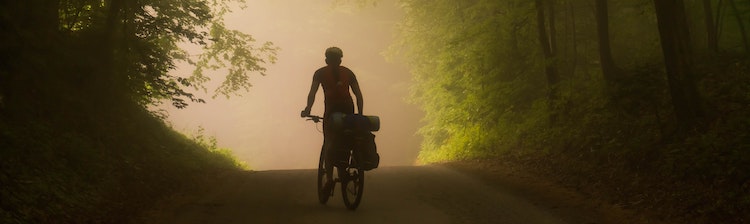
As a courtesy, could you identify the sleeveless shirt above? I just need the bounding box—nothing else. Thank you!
[314,66,357,115]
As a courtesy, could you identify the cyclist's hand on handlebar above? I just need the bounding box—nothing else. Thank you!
[301,109,310,117]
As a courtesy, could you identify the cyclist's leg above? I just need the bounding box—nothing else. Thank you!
[323,103,353,183]
[323,127,334,184]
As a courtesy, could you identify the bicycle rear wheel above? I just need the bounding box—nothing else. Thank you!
[317,146,330,204]
[341,165,364,210]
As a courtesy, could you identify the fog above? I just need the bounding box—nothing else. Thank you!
[160,0,423,170]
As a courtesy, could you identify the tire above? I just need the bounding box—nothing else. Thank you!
[341,164,364,210]
[317,146,330,204]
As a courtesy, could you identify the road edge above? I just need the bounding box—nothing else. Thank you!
[439,158,668,224]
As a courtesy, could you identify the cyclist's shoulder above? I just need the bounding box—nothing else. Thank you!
[314,66,329,73]
[339,66,354,72]
[313,66,327,79]
[339,66,356,77]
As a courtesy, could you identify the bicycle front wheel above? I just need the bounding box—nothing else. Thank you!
[341,167,364,210]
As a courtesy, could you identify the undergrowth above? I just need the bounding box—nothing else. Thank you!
[421,56,750,223]
[0,87,246,223]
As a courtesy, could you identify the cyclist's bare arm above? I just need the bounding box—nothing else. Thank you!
[351,75,364,115]
[304,73,321,116]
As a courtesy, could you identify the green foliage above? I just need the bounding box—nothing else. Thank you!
[54,0,278,108]
[196,22,278,99]
[394,0,544,163]
[396,0,750,220]
[0,0,263,222]
[189,126,249,169]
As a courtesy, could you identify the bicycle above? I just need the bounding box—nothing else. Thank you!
[303,114,365,210]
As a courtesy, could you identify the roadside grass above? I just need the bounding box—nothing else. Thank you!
[0,99,247,223]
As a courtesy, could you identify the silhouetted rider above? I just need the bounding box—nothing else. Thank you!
[301,47,364,193]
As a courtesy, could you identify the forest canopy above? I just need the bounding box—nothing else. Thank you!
[391,0,749,221]
[0,0,278,110]
[391,0,749,161]
[0,1,275,222]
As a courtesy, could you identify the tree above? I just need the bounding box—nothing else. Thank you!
[595,0,619,85]
[17,0,279,109]
[703,0,719,53]
[653,0,703,131]
[117,0,278,107]
[728,0,750,52]
[535,0,561,123]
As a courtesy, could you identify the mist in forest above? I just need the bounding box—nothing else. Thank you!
[160,0,422,170]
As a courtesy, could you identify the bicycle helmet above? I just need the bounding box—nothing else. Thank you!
[325,47,343,58]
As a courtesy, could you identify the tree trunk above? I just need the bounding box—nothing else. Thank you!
[95,0,124,97]
[595,0,618,85]
[40,0,60,34]
[728,0,750,53]
[15,0,60,35]
[569,1,578,77]
[535,0,560,124]
[703,0,719,52]
[653,0,703,132]
[548,1,558,56]
[716,0,726,42]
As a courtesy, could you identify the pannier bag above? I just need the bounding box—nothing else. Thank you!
[355,132,379,170]
[330,112,380,170]
[329,140,351,168]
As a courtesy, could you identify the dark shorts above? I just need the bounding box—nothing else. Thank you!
[323,101,354,133]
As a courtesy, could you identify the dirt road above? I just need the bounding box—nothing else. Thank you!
[142,165,626,224]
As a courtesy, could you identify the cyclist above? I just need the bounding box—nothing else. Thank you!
[301,47,364,194]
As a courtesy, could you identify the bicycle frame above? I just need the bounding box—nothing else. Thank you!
[303,114,365,210]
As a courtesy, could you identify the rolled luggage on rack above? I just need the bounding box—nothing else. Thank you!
[330,112,380,132]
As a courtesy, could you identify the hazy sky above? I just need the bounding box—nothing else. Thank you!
[161,0,423,170]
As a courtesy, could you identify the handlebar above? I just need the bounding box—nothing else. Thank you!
[305,115,323,123]
[301,111,323,123]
